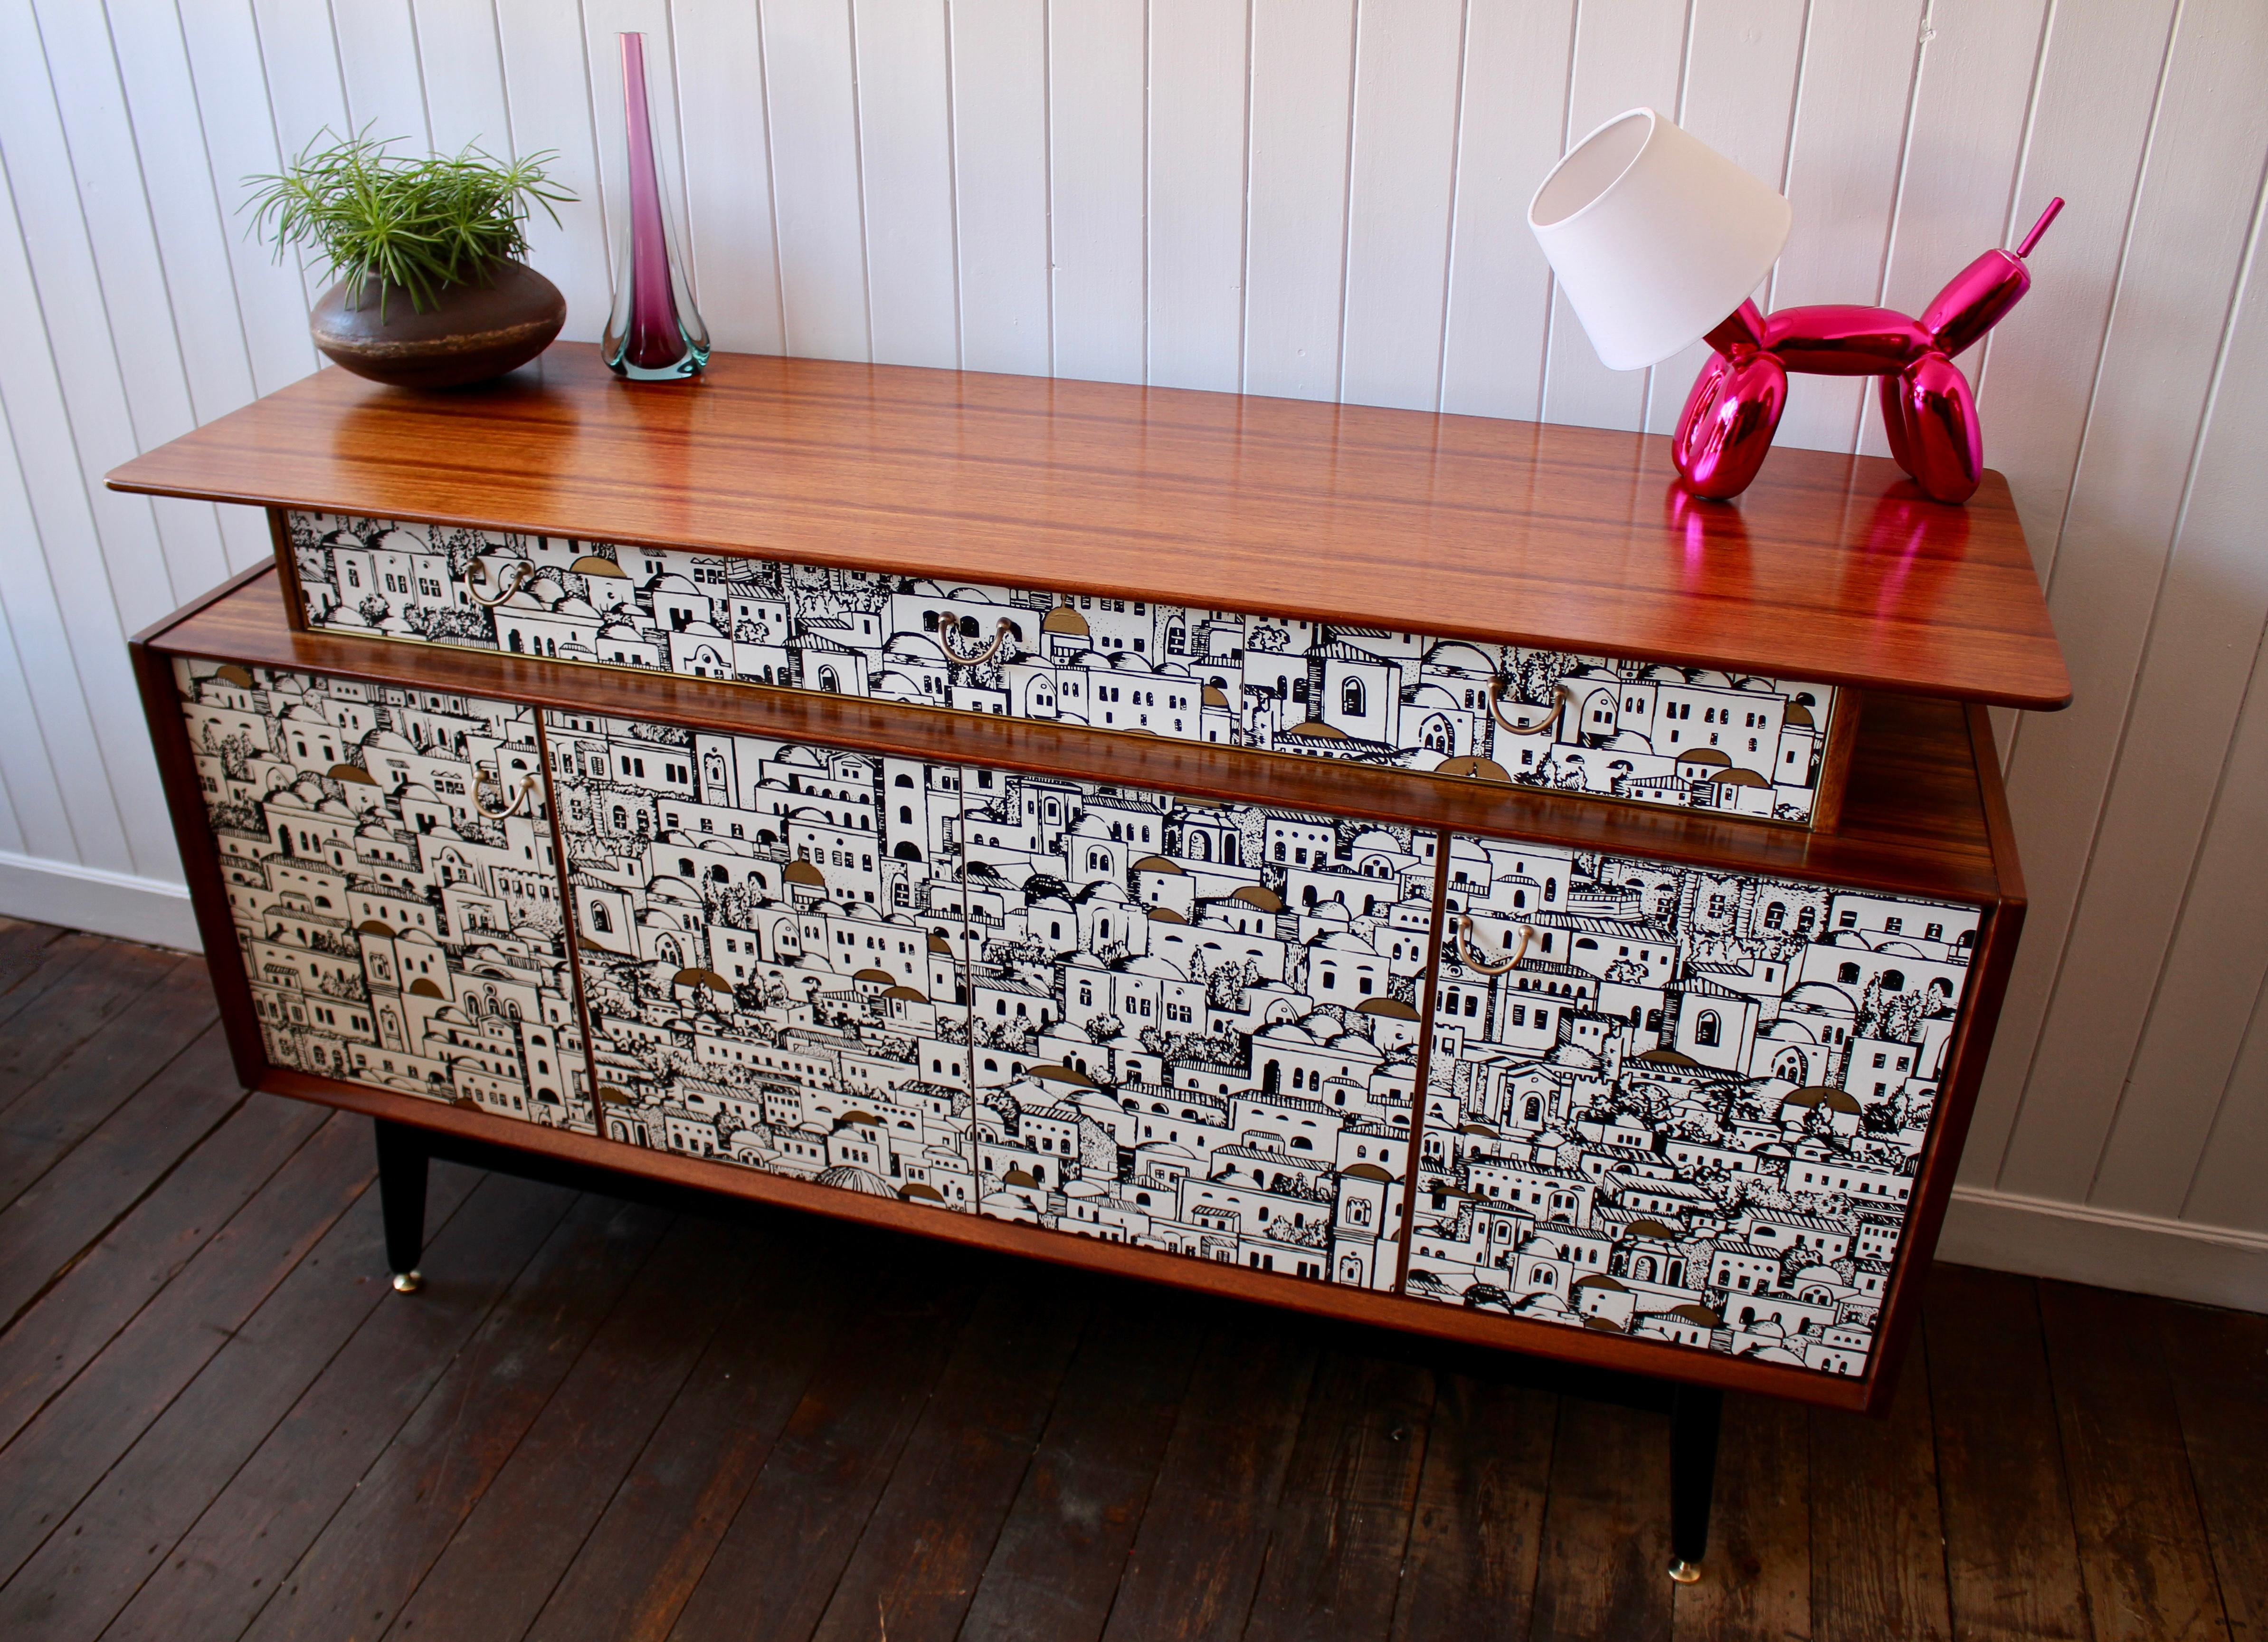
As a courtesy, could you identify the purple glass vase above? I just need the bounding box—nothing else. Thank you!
[603,33,709,380]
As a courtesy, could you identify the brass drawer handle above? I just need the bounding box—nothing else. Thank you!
[466,559,536,607]
[1488,680,1570,736]
[474,769,537,818]
[1454,915,1531,975]
[935,614,1016,666]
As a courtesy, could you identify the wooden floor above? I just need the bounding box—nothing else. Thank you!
[0,921,2261,1642]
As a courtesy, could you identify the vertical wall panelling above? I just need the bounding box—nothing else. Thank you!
[1539,0,1690,432]
[1639,0,1806,436]
[672,0,788,358]
[0,198,128,874]
[492,0,614,339]
[102,0,272,574]
[1242,0,1357,401]
[245,0,352,314]
[1146,0,1249,393]
[29,0,231,601]
[1983,0,2268,1205]
[0,5,178,878]
[0,434,72,861]
[7,0,2268,1295]
[1964,0,2178,598]
[950,0,1052,375]
[1436,0,1573,422]
[751,0,872,361]
[171,0,319,399]
[2091,213,2268,1221]
[1766,0,1926,454]
[410,0,517,157]
[854,0,961,371]
[1853,0,2048,461]
[2171,643,2268,1230]
[1969,0,2180,771]
[1337,0,1466,412]
[1049,0,1147,384]
[329,0,434,153]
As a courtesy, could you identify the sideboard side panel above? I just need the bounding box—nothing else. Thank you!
[132,641,270,1086]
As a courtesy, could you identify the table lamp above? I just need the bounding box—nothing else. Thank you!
[1529,108,2060,505]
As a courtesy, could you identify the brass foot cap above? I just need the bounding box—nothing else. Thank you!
[391,1270,423,1294]
[1668,1559,1703,1585]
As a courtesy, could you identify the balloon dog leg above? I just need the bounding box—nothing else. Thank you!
[1671,348,1789,501]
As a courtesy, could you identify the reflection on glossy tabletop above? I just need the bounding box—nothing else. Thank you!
[108,344,2069,708]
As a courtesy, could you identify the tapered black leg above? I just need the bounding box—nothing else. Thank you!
[1668,1384,1722,1583]
[373,1118,428,1293]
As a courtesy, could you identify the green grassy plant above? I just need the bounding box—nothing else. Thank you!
[246,129,575,316]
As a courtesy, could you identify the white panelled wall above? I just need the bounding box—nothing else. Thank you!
[0,0,2262,1307]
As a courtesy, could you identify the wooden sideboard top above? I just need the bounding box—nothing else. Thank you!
[108,343,2070,710]
[142,567,2016,909]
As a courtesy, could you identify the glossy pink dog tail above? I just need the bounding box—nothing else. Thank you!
[2014,198,2063,259]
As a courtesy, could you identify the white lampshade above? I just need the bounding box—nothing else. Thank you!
[1528,109,1791,371]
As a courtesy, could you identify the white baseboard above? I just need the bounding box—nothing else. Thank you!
[0,850,201,951]
[1940,1185,2268,1312]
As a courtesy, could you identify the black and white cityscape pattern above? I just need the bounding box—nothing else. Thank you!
[171,654,1982,1379]
[171,660,591,1131]
[1405,835,1977,1377]
[548,713,985,1216]
[287,511,1841,825]
[546,718,1419,1290]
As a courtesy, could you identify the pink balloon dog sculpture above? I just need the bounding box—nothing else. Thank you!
[1672,198,2063,504]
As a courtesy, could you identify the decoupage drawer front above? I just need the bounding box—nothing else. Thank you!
[549,711,984,1218]
[171,659,589,1130]
[1406,835,1983,1380]
[288,511,1843,827]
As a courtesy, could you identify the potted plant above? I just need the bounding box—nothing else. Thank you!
[247,130,576,389]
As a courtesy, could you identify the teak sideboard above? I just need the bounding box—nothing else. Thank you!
[112,343,2066,1580]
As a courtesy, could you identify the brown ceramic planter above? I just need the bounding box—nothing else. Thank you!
[309,259,566,389]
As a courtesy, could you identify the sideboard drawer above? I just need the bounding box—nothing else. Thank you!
[1406,836,1983,1380]
[171,659,593,1131]
[286,510,1846,828]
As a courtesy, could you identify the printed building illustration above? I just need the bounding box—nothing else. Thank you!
[545,707,1424,1290]
[1404,835,1977,1377]
[289,513,1840,823]
[548,714,986,1215]
[171,660,589,1130]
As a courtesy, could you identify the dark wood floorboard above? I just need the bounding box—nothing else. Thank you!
[1810,1333,1952,1642]
[1926,1265,2094,1642]
[0,924,2258,1642]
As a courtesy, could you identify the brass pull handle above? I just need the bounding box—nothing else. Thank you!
[474,769,537,818]
[935,614,1015,666]
[1488,681,1570,736]
[466,559,536,608]
[1454,915,1531,975]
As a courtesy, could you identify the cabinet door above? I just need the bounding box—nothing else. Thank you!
[1408,835,1983,1379]
[957,767,1429,1291]
[549,715,982,1215]
[171,660,588,1128]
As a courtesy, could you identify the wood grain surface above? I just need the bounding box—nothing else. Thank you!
[105,344,2070,708]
